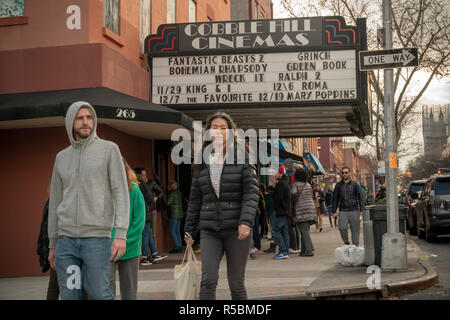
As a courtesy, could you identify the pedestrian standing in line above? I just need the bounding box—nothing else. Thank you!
[313,184,325,232]
[164,180,184,253]
[272,166,291,260]
[48,101,129,300]
[134,168,167,264]
[263,185,277,253]
[291,168,317,257]
[184,112,259,300]
[325,185,336,227]
[109,158,146,300]
[259,184,269,239]
[332,167,365,246]
[251,189,265,254]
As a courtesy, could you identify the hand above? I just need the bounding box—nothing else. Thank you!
[111,238,127,262]
[238,224,251,240]
[48,248,56,270]
[332,213,337,219]
[185,237,194,246]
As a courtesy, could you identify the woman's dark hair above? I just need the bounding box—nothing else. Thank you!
[295,168,308,183]
[268,185,274,192]
[193,112,248,172]
[259,184,267,194]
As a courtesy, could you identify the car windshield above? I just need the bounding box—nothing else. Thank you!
[410,183,425,193]
[435,178,450,195]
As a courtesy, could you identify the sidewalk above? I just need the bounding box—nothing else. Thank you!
[0,218,438,300]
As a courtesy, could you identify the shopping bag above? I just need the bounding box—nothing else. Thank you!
[174,245,202,300]
[334,245,365,267]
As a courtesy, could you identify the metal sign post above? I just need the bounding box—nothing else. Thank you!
[381,0,408,271]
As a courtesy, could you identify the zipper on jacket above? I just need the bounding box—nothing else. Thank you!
[76,145,82,237]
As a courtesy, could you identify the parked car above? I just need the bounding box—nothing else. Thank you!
[415,174,450,241]
[404,180,427,235]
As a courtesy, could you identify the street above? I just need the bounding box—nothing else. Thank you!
[387,235,450,300]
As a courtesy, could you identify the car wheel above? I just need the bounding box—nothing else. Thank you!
[409,219,417,236]
[424,218,436,242]
[417,213,425,239]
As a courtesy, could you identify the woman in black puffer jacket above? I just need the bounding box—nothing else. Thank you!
[184,112,259,300]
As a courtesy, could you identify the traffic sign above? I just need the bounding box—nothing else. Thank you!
[359,48,418,71]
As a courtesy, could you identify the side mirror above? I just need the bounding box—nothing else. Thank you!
[411,192,419,200]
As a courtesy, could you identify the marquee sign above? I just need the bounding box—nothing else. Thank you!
[145,17,366,108]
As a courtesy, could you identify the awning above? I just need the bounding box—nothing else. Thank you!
[0,87,194,139]
[177,105,370,138]
[303,152,325,174]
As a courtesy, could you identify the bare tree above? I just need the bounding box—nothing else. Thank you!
[281,0,450,161]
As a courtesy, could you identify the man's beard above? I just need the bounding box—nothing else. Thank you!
[75,127,92,139]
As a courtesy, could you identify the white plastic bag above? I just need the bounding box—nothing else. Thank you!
[334,245,365,267]
[174,245,202,300]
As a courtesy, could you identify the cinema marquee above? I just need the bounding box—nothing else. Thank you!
[145,17,372,138]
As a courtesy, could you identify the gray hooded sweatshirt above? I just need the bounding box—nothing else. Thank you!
[48,101,129,248]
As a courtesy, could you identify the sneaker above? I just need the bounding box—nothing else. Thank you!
[152,253,167,262]
[273,253,289,260]
[249,253,257,260]
[289,249,300,254]
[299,251,314,257]
[193,248,201,254]
[256,249,262,254]
[140,257,152,265]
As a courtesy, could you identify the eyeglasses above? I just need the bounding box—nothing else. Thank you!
[342,172,350,174]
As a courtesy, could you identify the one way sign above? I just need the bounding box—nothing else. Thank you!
[359,48,418,71]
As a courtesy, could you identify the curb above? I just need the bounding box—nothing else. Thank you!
[254,257,438,300]
[384,258,439,297]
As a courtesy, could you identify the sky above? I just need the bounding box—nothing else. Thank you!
[271,0,450,169]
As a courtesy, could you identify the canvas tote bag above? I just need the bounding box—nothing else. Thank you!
[174,245,202,300]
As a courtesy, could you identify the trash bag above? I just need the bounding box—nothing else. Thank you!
[174,245,202,300]
[334,245,365,267]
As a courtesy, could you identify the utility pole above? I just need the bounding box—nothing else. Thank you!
[381,0,408,270]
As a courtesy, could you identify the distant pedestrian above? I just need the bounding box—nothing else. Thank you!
[110,158,146,300]
[272,166,291,260]
[164,180,184,253]
[291,168,316,257]
[259,184,269,239]
[135,168,167,264]
[48,101,129,300]
[325,186,336,227]
[313,184,325,232]
[332,167,365,246]
[263,185,277,253]
[184,112,259,300]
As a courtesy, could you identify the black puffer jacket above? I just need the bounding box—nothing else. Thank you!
[184,151,259,237]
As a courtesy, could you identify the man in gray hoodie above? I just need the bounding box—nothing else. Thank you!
[48,101,129,300]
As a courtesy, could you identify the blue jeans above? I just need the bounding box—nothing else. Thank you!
[142,221,157,257]
[55,236,114,300]
[169,218,182,249]
[268,210,277,245]
[327,206,333,225]
[272,214,290,255]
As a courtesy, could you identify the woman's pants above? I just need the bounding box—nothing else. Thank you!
[315,208,323,230]
[259,212,268,236]
[170,218,182,249]
[109,257,140,300]
[199,229,251,300]
[297,221,314,253]
[288,219,300,251]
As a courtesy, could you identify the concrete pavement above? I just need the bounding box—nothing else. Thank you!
[0,218,438,300]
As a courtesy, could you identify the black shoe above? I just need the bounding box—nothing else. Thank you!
[344,241,350,245]
[152,253,167,262]
[140,257,152,265]
[300,251,314,257]
[319,228,323,232]
[169,248,178,254]
[250,253,257,260]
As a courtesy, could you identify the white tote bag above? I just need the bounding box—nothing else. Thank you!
[174,245,202,300]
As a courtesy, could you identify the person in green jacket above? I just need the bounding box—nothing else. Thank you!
[164,180,184,253]
[110,158,146,300]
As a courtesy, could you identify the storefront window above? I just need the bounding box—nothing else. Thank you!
[0,0,24,18]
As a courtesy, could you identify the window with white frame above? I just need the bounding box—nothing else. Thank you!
[189,0,196,23]
[167,0,176,23]
[140,0,151,54]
